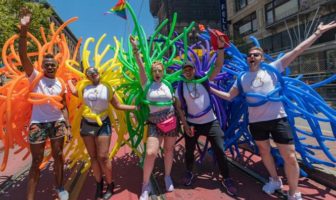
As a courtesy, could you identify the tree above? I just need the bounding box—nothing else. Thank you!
[0,0,52,55]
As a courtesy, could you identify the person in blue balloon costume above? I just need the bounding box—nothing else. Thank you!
[210,21,336,200]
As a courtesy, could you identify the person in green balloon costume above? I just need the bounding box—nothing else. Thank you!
[130,36,181,200]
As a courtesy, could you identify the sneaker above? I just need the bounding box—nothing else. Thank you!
[164,176,174,192]
[262,177,283,195]
[57,190,69,200]
[183,171,194,186]
[221,178,238,196]
[287,192,302,200]
[139,183,151,200]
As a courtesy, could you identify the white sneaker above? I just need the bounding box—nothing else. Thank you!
[164,176,174,192]
[139,183,151,200]
[57,190,69,200]
[288,192,302,200]
[262,177,283,194]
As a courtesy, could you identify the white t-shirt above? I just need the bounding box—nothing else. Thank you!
[28,70,65,123]
[233,60,287,123]
[175,82,216,124]
[83,84,110,122]
[146,82,173,113]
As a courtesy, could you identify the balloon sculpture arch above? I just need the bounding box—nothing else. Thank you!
[0,2,335,176]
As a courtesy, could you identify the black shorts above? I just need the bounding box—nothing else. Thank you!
[80,117,112,137]
[249,117,294,144]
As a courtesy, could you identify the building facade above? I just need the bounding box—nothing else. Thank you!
[30,0,80,62]
[150,0,224,44]
[227,0,336,104]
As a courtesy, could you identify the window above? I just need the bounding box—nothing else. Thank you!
[272,33,282,52]
[281,31,291,50]
[265,0,299,25]
[233,12,257,36]
[235,0,247,11]
[326,50,336,71]
[235,0,255,11]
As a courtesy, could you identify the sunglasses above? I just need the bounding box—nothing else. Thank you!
[86,68,98,76]
[248,53,262,58]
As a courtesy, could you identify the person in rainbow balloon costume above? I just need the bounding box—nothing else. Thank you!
[211,21,336,200]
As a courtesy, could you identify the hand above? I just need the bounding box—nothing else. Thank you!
[184,124,194,137]
[129,35,138,48]
[217,35,226,49]
[67,79,77,86]
[19,7,32,27]
[316,21,336,35]
[65,126,72,142]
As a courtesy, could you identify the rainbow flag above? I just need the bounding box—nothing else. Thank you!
[104,0,127,19]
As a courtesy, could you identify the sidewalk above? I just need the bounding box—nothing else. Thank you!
[1,134,336,200]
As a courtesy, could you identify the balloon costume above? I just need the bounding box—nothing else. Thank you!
[1,1,335,175]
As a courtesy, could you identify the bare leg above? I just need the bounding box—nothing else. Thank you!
[255,140,279,179]
[96,135,112,184]
[82,136,102,182]
[51,137,65,189]
[277,143,299,196]
[142,136,162,185]
[163,136,176,176]
[27,142,46,200]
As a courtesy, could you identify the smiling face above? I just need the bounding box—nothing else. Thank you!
[42,56,58,78]
[151,62,164,82]
[182,65,195,80]
[85,67,100,84]
[247,47,264,72]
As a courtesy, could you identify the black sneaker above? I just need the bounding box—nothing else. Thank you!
[221,178,238,196]
[184,171,194,186]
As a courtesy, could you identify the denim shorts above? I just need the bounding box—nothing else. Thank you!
[29,120,66,144]
[249,117,294,144]
[147,108,179,137]
[80,117,112,137]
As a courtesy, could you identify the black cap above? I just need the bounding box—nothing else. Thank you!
[182,61,195,69]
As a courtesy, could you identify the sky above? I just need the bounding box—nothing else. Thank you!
[47,0,156,53]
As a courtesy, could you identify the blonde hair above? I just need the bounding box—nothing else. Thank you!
[151,61,164,71]
[249,47,264,55]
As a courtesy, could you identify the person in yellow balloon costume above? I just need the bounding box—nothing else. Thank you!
[18,8,71,200]
[66,35,138,199]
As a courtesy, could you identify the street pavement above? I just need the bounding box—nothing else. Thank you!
[0,123,336,200]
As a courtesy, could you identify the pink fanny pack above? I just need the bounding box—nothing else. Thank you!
[156,116,177,133]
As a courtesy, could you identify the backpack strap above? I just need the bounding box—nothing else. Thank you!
[178,77,213,119]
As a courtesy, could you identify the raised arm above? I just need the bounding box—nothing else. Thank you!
[18,8,34,76]
[279,21,336,68]
[67,79,78,97]
[210,86,239,101]
[129,36,148,87]
[209,36,225,81]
